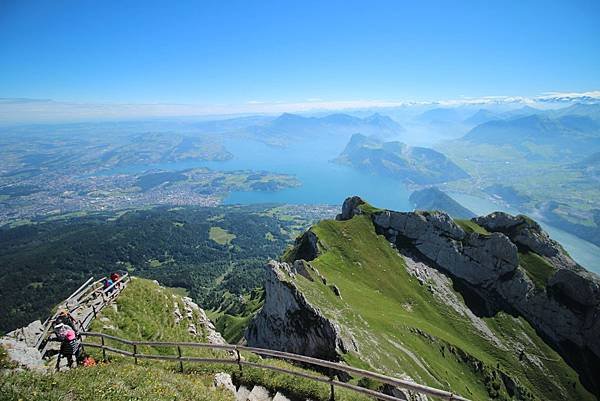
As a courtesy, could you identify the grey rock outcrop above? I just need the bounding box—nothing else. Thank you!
[474,212,578,269]
[246,260,357,360]
[383,380,429,401]
[0,320,46,372]
[291,230,320,261]
[180,295,226,345]
[336,195,365,221]
[365,203,600,394]
[548,268,600,307]
[292,259,314,281]
[214,372,236,395]
[373,210,519,287]
[248,385,271,401]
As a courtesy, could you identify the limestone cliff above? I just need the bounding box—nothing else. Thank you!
[245,260,357,361]
[342,200,600,396]
[249,196,600,400]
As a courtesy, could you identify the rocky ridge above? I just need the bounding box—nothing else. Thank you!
[249,196,600,399]
[246,260,357,360]
[343,197,600,395]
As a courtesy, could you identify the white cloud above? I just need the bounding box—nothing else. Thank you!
[0,90,598,124]
[536,90,600,102]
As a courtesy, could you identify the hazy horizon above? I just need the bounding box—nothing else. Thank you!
[2,1,600,123]
[1,90,600,124]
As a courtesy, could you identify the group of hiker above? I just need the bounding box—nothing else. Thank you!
[49,272,124,371]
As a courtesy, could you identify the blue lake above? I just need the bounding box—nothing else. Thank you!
[103,138,413,211]
[104,138,599,273]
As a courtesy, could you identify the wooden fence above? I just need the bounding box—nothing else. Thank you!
[36,274,130,356]
[81,331,471,401]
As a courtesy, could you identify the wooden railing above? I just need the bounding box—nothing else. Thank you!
[36,274,130,354]
[81,331,471,401]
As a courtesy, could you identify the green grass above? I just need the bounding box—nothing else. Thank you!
[285,214,594,401]
[0,346,17,369]
[455,219,491,235]
[83,278,369,401]
[88,278,212,352]
[356,201,382,215]
[209,226,237,245]
[208,289,265,343]
[0,361,233,401]
[0,278,369,401]
[231,357,371,401]
[518,251,556,289]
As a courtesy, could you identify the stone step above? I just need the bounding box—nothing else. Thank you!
[247,385,271,401]
[272,392,291,401]
[236,385,251,401]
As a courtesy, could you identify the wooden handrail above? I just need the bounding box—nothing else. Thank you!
[83,342,406,401]
[81,331,471,401]
[36,274,130,352]
[65,277,95,302]
[77,274,129,306]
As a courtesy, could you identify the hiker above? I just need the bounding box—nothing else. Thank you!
[103,277,114,293]
[110,272,121,289]
[51,323,83,371]
[54,310,79,334]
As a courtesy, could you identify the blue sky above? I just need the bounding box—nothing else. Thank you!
[0,0,599,107]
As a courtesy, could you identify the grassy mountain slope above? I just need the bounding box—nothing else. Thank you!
[282,209,594,401]
[1,279,234,401]
[208,288,265,343]
[2,278,369,401]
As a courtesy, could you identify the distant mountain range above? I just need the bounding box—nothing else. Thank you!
[335,134,469,184]
[247,112,404,146]
[409,187,475,219]
[463,105,542,126]
[440,103,600,248]
[415,107,466,124]
[462,111,600,158]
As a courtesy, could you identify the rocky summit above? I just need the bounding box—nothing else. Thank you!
[247,196,600,401]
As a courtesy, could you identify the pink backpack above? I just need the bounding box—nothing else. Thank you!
[65,329,76,341]
[55,324,76,341]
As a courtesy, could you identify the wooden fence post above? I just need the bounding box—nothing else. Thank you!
[177,346,183,373]
[236,348,242,374]
[329,372,336,401]
[101,335,106,362]
[77,332,473,401]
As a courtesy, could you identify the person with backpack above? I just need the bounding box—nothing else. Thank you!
[51,323,83,371]
[103,277,114,293]
[54,310,79,334]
